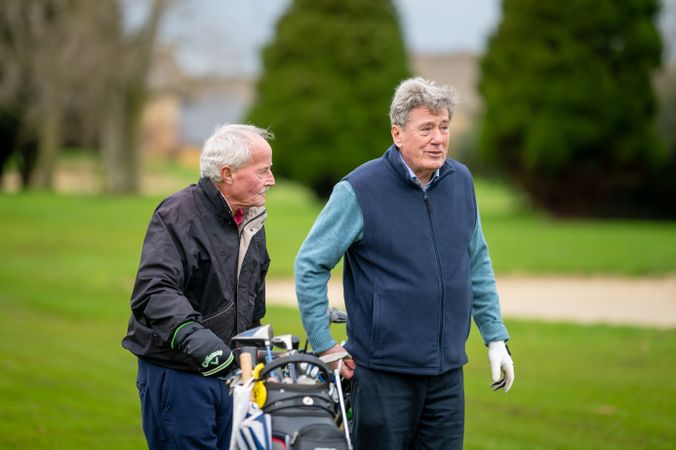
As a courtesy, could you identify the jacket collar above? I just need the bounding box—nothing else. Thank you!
[198,177,236,223]
[198,177,267,229]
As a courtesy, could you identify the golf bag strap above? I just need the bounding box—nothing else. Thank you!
[258,354,331,387]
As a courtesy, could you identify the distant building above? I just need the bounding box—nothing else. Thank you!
[143,47,256,155]
[411,52,481,134]
[141,50,481,155]
[179,77,254,147]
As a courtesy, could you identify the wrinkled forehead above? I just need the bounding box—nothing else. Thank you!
[405,106,450,126]
[245,137,273,165]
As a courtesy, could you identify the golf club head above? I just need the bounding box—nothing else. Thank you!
[328,307,348,324]
[271,334,294,351]
[231,324,274,347]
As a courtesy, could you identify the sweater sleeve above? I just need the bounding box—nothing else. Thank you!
[294,181,364,353]
[469,206,510,344]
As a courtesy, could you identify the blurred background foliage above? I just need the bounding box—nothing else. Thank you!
[479,0,674,218]
[0,0,167,193]
[0,0,674,218]
[246,0,410,197]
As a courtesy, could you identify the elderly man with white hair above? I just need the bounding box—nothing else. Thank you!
[122,124,275,450]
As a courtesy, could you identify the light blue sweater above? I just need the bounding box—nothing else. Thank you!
[295,180,509,354]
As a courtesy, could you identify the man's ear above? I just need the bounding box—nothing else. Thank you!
[391,124,403,147]
[220,165,234,184]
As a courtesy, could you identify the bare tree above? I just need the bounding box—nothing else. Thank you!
[0,0,86,189]
[98,0,168,193]
[0,0,168,192]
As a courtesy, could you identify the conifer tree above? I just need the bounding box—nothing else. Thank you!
[479,0,666,216]
[247,0,410,197]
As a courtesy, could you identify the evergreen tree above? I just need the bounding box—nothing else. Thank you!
[247,0,410,197]
[479,0,668,217]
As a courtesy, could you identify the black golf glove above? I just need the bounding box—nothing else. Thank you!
[171,322,234,377]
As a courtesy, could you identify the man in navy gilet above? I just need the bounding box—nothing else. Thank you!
[295,77,515,449]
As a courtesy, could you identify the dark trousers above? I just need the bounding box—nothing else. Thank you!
[136,358,233,450]
[351,365,465,450]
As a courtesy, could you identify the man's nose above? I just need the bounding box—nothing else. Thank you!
[430,127,443,144]
[267,171,276,186]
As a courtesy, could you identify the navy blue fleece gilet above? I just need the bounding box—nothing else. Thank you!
[343,146,477,375]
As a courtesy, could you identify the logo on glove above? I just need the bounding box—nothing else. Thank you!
[201,350,224,368]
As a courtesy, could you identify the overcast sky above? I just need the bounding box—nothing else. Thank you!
[142,0,501,76]
[126,0,674,77]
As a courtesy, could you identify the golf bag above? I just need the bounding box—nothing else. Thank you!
[258,353,348,450]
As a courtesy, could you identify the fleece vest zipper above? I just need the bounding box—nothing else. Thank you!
[423,189,446,374]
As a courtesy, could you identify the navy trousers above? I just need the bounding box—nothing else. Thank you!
[136,358,233,450]
[351,365,465,450]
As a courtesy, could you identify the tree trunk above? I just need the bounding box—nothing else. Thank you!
[31,100,62,189]
[100,0,166,194]
[102,84,146,194]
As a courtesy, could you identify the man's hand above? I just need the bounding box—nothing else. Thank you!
[172,322,234,377]
[488,340,514,393]
[320,344,356,379]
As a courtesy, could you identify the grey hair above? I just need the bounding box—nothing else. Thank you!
[389,77,460,127]
[200,124,274,182]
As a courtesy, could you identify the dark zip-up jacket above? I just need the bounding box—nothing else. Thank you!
[343,147,476,374]
[122,177,270,372]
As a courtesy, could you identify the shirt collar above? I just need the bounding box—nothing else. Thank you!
[397,150,440,190]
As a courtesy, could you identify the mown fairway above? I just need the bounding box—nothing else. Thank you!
[1,179,675,449]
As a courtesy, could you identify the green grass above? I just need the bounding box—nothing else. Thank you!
[276,176,676,276]
[472,178,676,275]
[464,321,676,449]
[0,174,676,450]
[1,181,675,448]
[0,302,674,449]
[2,177,674,282]
[0,177,673,328]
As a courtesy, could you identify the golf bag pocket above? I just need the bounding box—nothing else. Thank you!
[291,422,348,450]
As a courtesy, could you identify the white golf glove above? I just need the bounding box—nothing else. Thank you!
[488,340,514,393]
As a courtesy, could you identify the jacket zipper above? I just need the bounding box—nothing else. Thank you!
[238,209,267,236]
[234,208,266,331]
[423,190,445,374]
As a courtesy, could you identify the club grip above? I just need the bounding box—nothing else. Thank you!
[239,352,253,382]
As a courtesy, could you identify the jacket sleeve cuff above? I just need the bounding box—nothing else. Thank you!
[308,329,337,354]
[478,321,510,346]
[171,321,200,349]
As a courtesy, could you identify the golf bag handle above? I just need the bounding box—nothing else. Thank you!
[258,353,332,387]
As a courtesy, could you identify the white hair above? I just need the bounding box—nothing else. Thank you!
[389,77,460,127]
[200,124,274,182]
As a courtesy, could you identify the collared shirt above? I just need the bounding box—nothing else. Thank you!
[233,208,244,225]
[217,189,245,225]
[397,150,440,191]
